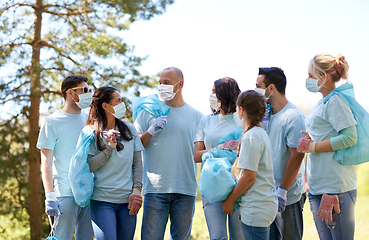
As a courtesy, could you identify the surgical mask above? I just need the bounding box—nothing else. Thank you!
[254,88,266,95]
[305,78,320,93]
[158,81,180,101]
[209,94,221,111]
[107,102,126,119]
[74,92,92,109]
[233,112,244,129]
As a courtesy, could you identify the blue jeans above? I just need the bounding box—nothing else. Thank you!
[308,190,356,240]
[90,200,137,240]
[241,222,270,240]
[141,193,195,240]
[270,193,306,240]
[54,196,94,240]
[202,195,243,240]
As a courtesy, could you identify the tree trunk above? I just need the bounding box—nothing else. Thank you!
[29,0,43,239]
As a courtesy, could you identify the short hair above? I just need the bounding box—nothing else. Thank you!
[214,77,241,114]
[61,75,89,99]
[309,54,349,82]
[258,67,286,95]
[163,67,184,81]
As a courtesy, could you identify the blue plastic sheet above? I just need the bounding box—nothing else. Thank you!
[69,126,95,207]
[132,94,170,121]
[324,83,369,165]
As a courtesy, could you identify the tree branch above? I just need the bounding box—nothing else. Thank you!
[43,9,95,17]
[0,3,34,16]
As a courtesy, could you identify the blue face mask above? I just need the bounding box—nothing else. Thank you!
[306,78,320,93]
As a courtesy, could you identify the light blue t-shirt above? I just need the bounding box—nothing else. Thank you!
[306,94,357,195]
[237,127,277,227]
[134,103,203,196]
[267,102,306,205]
[87,123,144,204]
[195,113,241,149]
[37,110,88,197]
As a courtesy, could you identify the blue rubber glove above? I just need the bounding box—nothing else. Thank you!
[276,187,288,212]
[147,116,167,136]
[45,191,62,216]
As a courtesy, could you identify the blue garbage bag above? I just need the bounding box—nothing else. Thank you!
[132,94,170,121]
[324,83,369,165]
[69,126,95,207]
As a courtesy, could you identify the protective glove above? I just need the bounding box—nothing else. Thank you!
[103,129,119,148]
[297,130,316,153]
[147,116,167,136]
[217,140,239,151]
[317,194,340,224]
[128,188,142,215]
[45,191,62,216]
[276,187,288,212]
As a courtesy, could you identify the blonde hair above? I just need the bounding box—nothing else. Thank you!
[308,54,349,82]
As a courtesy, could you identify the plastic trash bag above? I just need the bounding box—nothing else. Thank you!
[132,94,170,121]
[324,83,369,165]
[45,215,58,240]
[69,126,94,207]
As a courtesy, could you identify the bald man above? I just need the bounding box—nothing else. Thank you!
[135,67,203,240]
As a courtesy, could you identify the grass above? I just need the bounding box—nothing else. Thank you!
[133,194,369,240]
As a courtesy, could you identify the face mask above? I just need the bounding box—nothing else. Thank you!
[254,88,265,95]
[158,81,180,101]
[209,94,221,111]
[233,112,244,129]
[74,92,92,109]
[305,78,320,93]
[107,102,126,119]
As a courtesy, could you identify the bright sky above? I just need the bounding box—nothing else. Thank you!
[123,0,369,115]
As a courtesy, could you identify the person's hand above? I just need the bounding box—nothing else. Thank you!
[104,129,119,148]
[128,188,142,215]
[45,191,62,216]
[221,199,235,215]
[317,194,340,224]
[217,140,239,151]
[297,131,316,153]
[276,187,288,212]
[147,116,167,136]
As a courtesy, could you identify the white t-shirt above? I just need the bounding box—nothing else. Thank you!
[37,110,88,197]
[134,103,203,196]
[237,127,277,227]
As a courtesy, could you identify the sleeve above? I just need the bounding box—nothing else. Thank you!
[236,131,263,172]
[195,116,206,143]
[286,112,306,148]
[134,110,155,135]
[36,120,56,150]
[132,151,143,191]
[87,145,114,172]
[131,125,145,152]
[330,125,358,151]
[327,95,357,132]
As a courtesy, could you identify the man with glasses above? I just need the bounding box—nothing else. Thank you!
[37,75,94,239]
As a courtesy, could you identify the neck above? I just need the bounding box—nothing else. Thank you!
[106,115,116,130]
[164,93,185,107]
[319,84,335,98]
[62,101,82,114]
[270,94,288,114]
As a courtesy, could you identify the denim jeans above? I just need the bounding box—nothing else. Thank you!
[308,190,356,240]
[54,196,94,240]
[270,193,306,240]
[90,200,137,240]
[202,195,243,240]
[141,193,195,240]
[241,222,270,240]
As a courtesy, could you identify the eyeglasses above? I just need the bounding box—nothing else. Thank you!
[71,86,92,94]
[115,135,124,152]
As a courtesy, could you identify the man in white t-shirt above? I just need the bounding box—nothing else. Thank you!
[135,67,203,240]
[37,75,94,239]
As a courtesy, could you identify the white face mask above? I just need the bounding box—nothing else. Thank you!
[74,92,92,109]
[158,81,180,101]
[305,78,320,93]
[233,112,244,129]
[209,94,221,111]
[107,102,126,119]
[254,87,266,95]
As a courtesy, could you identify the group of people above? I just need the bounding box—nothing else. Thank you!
[37,53,358,240]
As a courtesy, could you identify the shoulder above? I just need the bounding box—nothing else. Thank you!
[325,94,351,111]
[243,127,266,142]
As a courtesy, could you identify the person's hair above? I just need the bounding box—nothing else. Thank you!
[86,86,133,151]
[163,67,184,81]
[309,54,349,82]
[214,77,241,115]
[258,67,286,95]
[231,90,267,177]
[61,75,89,99]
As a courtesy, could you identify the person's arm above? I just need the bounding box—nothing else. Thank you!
[279,148,305,190]
[194,141,209,163]
[139,132,153,148]
[139,116,167,148]
[41,148,54,192]
[221,169,257,215]
[87,145,114,172]
[132,151,143,191]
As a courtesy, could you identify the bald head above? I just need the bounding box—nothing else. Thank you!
[162,67,184,82]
